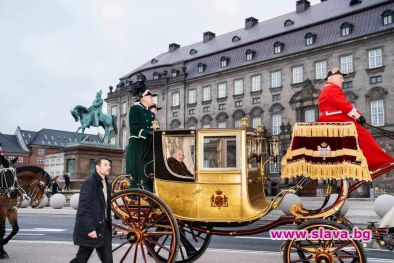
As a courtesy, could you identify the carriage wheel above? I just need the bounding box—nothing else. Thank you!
[158,222,212,263]
[111,189,180,263]
[283,219,367,263]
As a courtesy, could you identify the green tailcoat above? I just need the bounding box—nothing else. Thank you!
[126,103,155,183]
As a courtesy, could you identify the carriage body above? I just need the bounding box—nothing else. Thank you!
[152,128,271,223]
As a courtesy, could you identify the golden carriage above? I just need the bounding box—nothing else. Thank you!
[110,120,379,263]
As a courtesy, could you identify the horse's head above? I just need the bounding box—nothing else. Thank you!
[71,107,80,122]
[28,171,51,208]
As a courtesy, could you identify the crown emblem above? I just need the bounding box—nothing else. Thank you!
[321,142,327,147]
[215,190,223,195]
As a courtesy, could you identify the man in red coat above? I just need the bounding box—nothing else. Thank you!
[318,67,394,174]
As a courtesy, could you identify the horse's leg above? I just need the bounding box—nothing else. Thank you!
[2,208,19,245]
[0,209,8,259]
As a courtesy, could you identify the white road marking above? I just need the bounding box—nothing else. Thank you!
[8,234,44,236]
[6,228,66,232]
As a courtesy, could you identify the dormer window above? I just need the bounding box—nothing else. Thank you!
[274,41,284,54]
[382,10,393,25]
[151,58,158,64]
[350,0,362,6]
[197,63,206,73]
[171,69,179,77]
[153,72,161,80]
[190,49,198,55]
[220,56,230,67]
[232,36,241,42]
[284,19,294,27]
[245,49,256,61]
[340,22,354,37]
[305,33,316,46]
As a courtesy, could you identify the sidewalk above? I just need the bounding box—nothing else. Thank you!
[18,198,379,225]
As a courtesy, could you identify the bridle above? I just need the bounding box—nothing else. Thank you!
[24,173,50,207]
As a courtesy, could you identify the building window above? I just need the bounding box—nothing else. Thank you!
[251,75,262,91]
[370,75,382,84]
[197,63,206,73]
[305,108,316,122]
[272,94,281,101]
[121,101,127,115]
[189,109,195,115]
[234,120,241,128]
[342,81,353,90]
[272,114,282,135]
[368,49,382,69]
[172,112,178,117]
[110,137,116,145]
[234,79,244,95]
[190,49,198,55]
[252,117,262,128]
[37,158,45,165]
[17,157,23,163]
[252,97,260,104]
[271,70,282,88]
[284,19,294,27]
[315,60,327,80]
[235,101,242,107]
[246,50,256,61]
[171,70,179,77]
[292,66,303,84]
[172,92,180,107]
[218,122,227,128]
[122,129,127,150]
[340,23,353,37]
[232,36,241,42]
[370,100,385,126]
[203,106,210,113]
[203,86,211,101]
[269,158,280,174]
[202,124,211,129]
[305,33,316,46]
[219,104,225,110]
[274,42,284,54]
[382,10,393,25]
[37,149,45,155]
[340,55,353,74]
[218,82,227,98]
[153,72,160,80]
[111,105,117,116]
[188,89,197,104]
[220,57,229,67]
[152,96,158,105]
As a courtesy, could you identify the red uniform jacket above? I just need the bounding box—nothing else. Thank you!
[318,82,394,173]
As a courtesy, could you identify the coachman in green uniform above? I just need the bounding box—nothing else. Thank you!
[126,74,155,191]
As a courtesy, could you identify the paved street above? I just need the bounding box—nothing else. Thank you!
[3,210,393,263]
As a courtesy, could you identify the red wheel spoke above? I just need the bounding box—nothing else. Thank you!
[133,240,139,263]
[112,223,131,232]
[120,243,133,263]
[112,240,129,252]
[156,234,169,255]
[121,196,139,229]
[140,200,156,228]
[332,240,352,253]
[140,243,148,263]
[145,237,171,252]
[143,240,162,263]
[146,231,174,236]
[143,213,167,231]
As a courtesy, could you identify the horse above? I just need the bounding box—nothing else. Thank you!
[71,105,118,143]
[0,155,51,259]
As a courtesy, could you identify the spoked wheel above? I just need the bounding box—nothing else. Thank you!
[283,219,367,263]
[111,174,136,194]
[111,189,180,263]
[160,222,212,263]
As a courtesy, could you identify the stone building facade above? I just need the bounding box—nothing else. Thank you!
[105,0,394,195]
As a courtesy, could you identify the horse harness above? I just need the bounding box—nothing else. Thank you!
[0,165,18,199]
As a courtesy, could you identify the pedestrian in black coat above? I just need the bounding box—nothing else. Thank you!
[70,157,113,263]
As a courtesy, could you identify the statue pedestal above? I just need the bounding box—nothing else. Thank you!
[63,143,124,190]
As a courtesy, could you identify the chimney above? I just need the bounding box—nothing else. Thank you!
[245,17,258,29]
[296,0,311,13]
[203,31,215,43]
[168,43,180,52]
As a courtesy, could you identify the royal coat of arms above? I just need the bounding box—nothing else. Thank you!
[317,142,331,160]
[210,190,228,209]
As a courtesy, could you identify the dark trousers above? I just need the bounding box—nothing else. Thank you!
[70,227,113,263]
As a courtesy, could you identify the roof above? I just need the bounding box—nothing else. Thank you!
[0,133,29,154]
[21,129,103,148]
[120,0,393,80]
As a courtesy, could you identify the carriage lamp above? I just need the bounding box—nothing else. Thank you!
[269,136,280,168]
[240,117,249,129]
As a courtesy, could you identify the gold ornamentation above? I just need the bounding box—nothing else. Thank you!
[210,190,228,209]
[317,142,331,160]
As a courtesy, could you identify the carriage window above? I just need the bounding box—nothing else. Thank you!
[163,135,195,177]
[202,136,238,169]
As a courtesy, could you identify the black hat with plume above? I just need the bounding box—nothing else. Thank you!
[130,73,155,102]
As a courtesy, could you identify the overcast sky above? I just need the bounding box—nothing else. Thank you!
[0,0,321,135]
